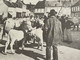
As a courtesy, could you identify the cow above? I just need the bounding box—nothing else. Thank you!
[2,18,30,54]
[29,28,43,51]
[4,29,24,54]
[29,18,44,51]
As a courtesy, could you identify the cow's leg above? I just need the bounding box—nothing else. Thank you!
[21,31,26,50]
[1,30,5,40]
[33,37,36,44]
[0,28,3,40]
[38,41,40,49]
[4,34,10,54]
[77,25,79,31]
[41,42,43,51]
[10,40,15,54]
[39,31,44,51]
[22,38,25,50]
[73,25,75,30]
[41,36,43,51]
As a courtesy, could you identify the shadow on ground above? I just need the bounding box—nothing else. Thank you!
[21,50,45,60]
[60,30,80,50]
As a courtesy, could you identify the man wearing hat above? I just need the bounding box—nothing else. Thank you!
[45,9,60,60]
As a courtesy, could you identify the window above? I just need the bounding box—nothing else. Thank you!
[8,13,12,18]
[79,6,80,11]
[35,9,37,12]
[76,6,78,11]
[38,9,41,12]
[74,7,76,11]
[41,9,44,12]
[75,7,76,11]
[75,6,78,11]
[22,12,26,17]
[16,12,21,18]
[72,7,74,12]
[78,6,79,11]
[37,9,38,12]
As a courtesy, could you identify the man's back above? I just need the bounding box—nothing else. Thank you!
[46,15,62,45]
[45,16,56,45]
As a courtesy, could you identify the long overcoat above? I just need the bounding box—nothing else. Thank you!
[45,16,62,46]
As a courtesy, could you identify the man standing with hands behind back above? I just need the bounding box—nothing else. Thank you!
[45,9,62,60]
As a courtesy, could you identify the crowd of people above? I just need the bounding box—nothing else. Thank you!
[0,9,75,60]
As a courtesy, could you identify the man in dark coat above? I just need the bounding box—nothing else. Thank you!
[63,17,74,43]
[45,9,62,60]
[60,15,66,33]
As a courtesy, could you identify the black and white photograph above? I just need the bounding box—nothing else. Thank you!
[0,0,80,60]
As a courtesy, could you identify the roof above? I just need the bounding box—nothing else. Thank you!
[11,2,18,8]
[16,1,23,8]
[3,1,14,7]
[35,1,45,8]
[21,1,26,5]
[45,1,61,7]
[35,1,71,9]
[61,1,72,7]
[45,1,71,7]
[26,4,35,9]
[72,0,80,7]
[3,0,23,8]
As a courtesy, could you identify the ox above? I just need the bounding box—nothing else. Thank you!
[4,29,24,54]
[30,28,43,50]
[29,19,44,50]
[2,18,29,54]
[2,18,15,40]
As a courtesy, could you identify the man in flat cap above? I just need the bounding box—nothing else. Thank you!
[45,9,62,60]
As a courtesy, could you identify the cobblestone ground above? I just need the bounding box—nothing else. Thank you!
[0,28,80,60]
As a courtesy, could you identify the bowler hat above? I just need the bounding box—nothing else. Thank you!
[50,9,57,15]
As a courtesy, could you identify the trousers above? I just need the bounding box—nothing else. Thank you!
[46,44,58,60]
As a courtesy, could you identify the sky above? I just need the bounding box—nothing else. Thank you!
[7,0,43,4]
[23,0,43,4]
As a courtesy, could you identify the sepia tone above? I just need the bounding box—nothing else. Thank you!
[0,0,80,60]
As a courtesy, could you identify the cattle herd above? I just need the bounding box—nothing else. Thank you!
[0,16,44,55]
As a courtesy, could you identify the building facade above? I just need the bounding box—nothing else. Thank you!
[34,0,72,17]
[71,0,80,17]
[44,1,71,16]
[0,0,8,18]
[34,1,45,17]
[0,0,31,18]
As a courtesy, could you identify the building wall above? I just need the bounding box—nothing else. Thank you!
[34,8,45,13]
[71,0,79,5]
[71,5,80,17]
[0,0,8,18]
[71,12,80,17]
[44,7,71,16]
[45,0,70,1]
[8,7,16,17]
[34,8,45,17]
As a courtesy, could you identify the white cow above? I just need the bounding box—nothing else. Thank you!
[2,18,15,40]
[4,29,24,54]
[30,28,43,50]
[5,18,15,32]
